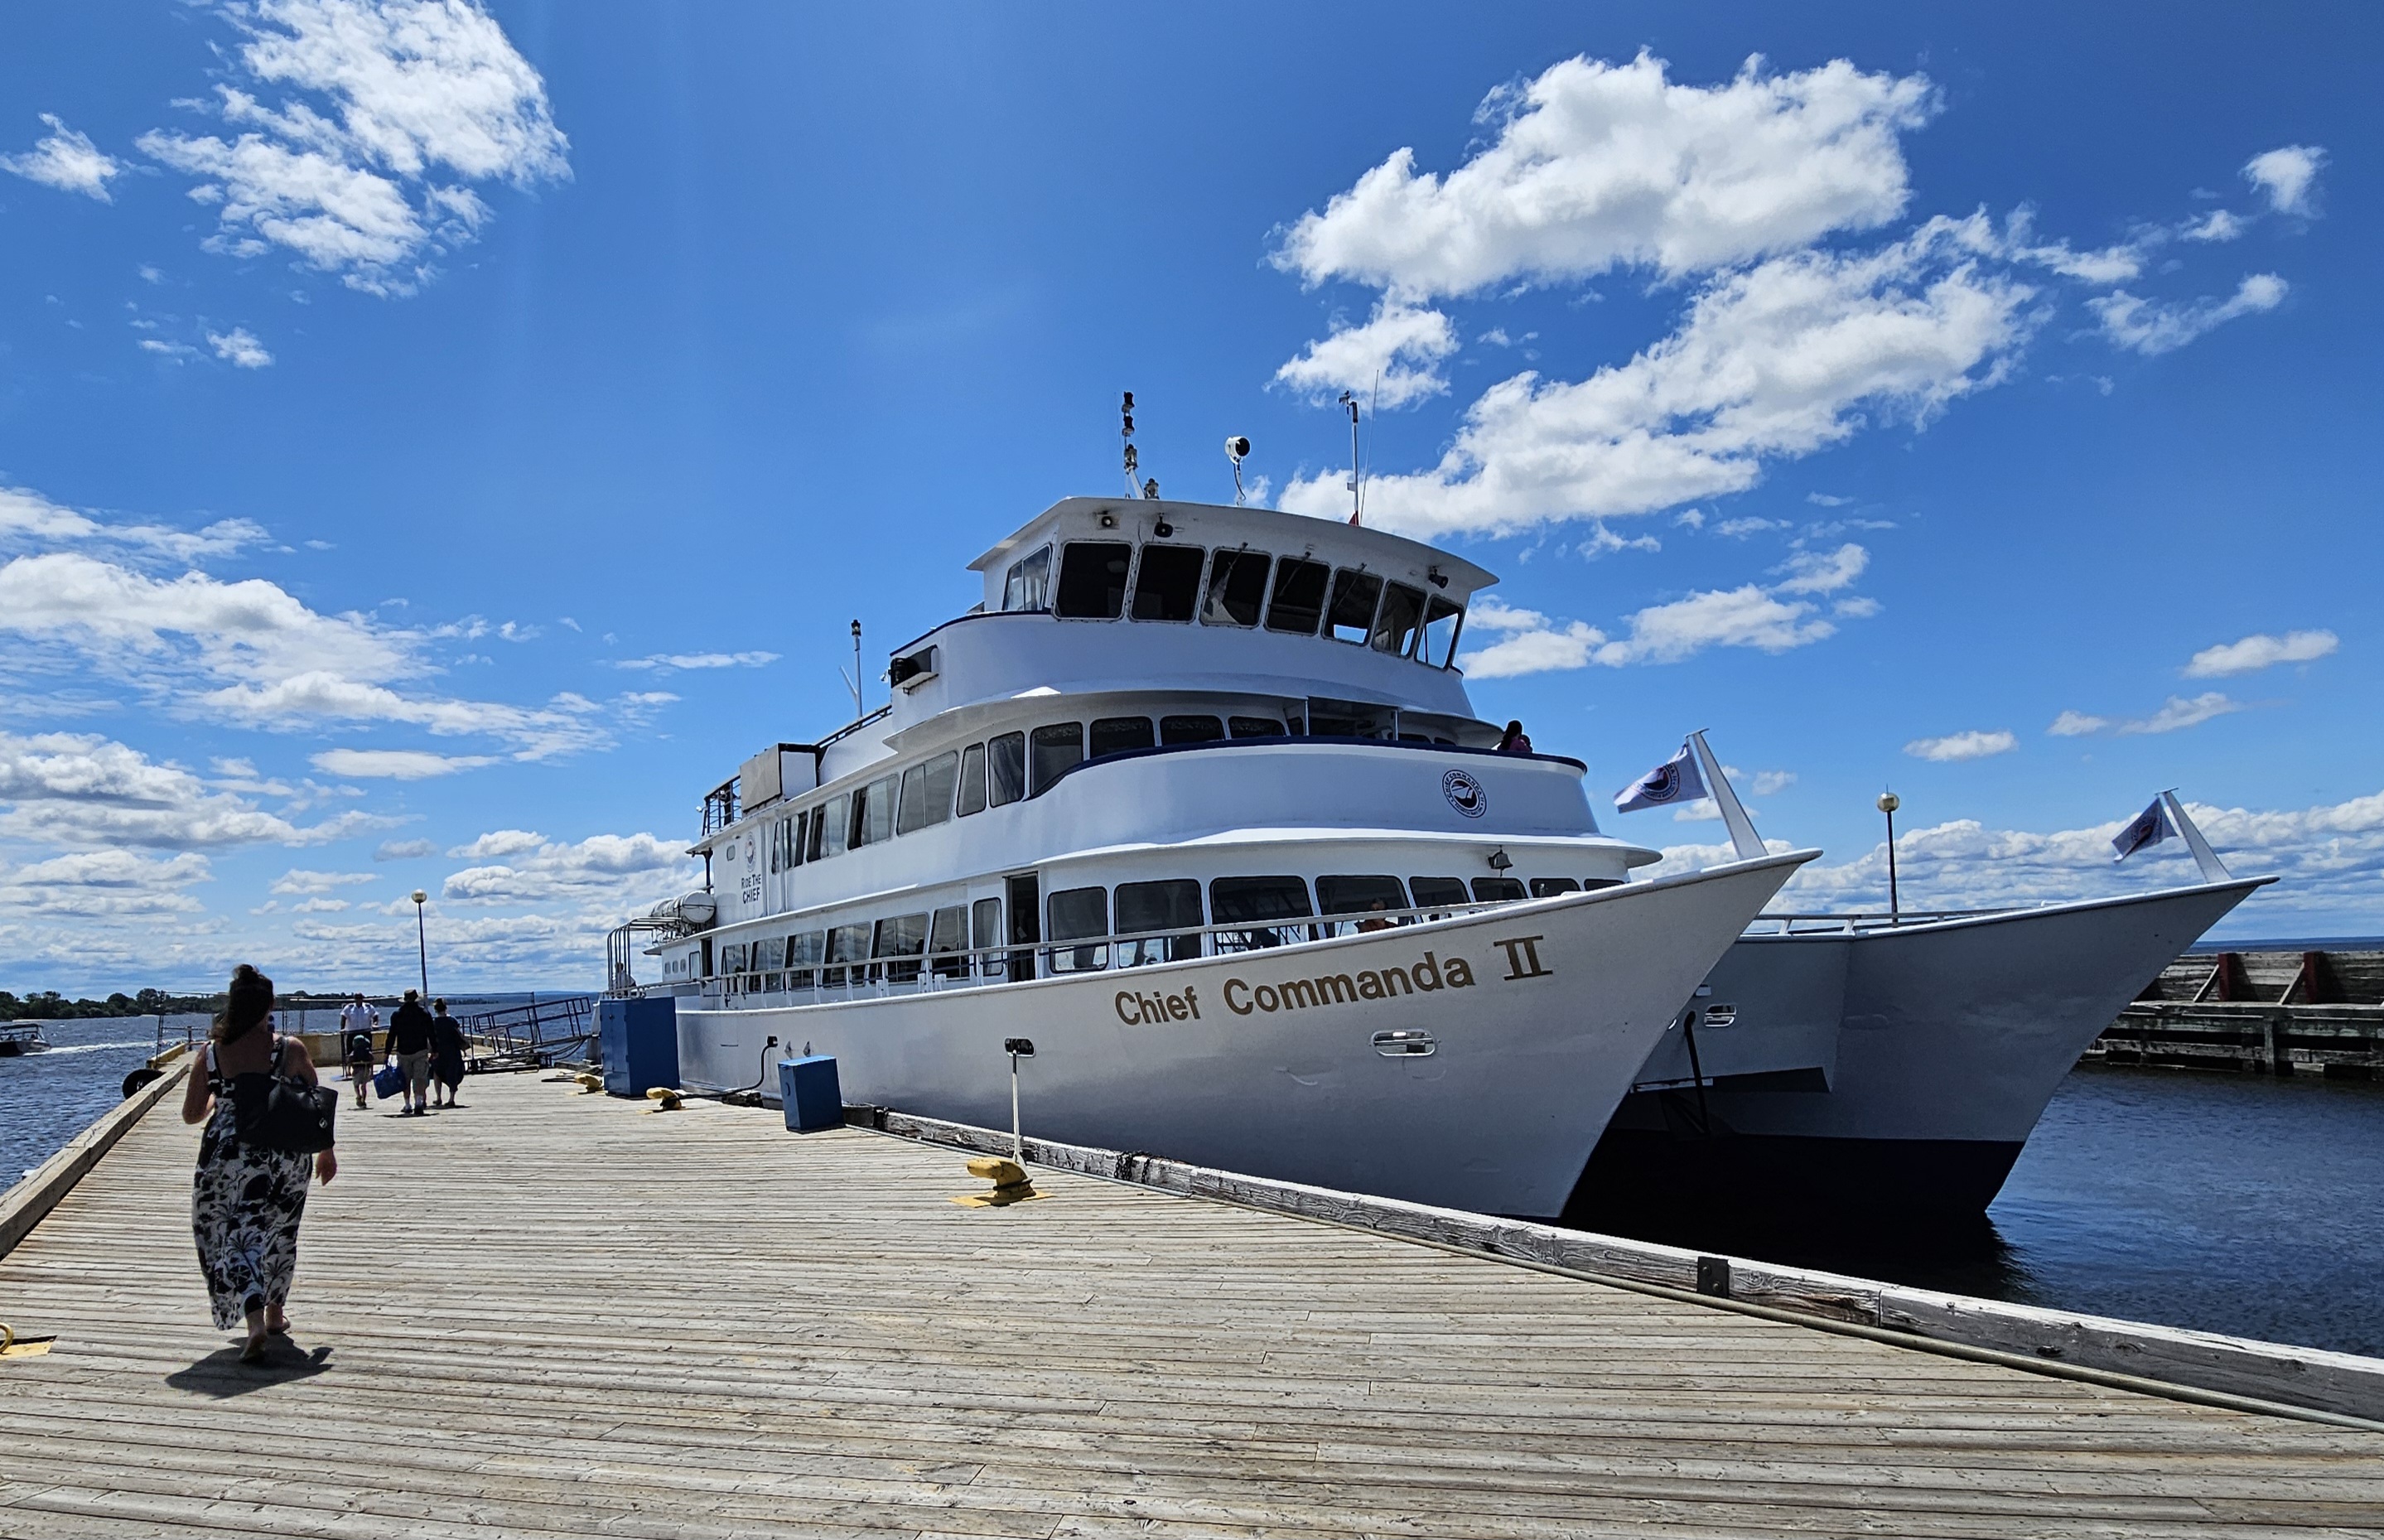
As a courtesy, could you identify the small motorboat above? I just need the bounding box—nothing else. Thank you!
[0,1026,51,1056]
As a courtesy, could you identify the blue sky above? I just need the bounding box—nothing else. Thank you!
[2,2,2377,992]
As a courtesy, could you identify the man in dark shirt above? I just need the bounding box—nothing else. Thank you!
[385,989,436,1116]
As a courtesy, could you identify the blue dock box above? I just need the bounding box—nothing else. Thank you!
[598,996,679,1098]
[779,1055,842,1132]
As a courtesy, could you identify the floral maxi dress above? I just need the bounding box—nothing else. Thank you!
[191,1043,315,1330]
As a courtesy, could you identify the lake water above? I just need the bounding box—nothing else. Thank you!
[7,1026,2379,1358]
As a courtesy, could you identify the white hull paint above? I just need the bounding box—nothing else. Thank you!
[679,852,1806,1219]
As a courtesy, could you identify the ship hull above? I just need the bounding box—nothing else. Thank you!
[1571,878,2270,1226]
[677,852,1807,1219]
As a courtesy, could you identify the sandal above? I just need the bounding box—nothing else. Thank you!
[239,1335,269,1364]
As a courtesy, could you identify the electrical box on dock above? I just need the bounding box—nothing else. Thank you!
[779,1055,842,1132]
[599,997,679,1098]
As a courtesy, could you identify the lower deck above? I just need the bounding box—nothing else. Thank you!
[3,1070,2381,1538]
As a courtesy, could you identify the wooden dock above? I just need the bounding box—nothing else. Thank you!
[2093,946,2384,1077]
[5,1071,2383,1538]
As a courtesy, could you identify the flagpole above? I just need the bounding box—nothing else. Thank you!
[1878,791,1901,923]
[1687,731,1764,862]
[2160,789,2233,883]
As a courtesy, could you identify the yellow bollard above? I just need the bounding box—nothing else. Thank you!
[644,1087,684,1113]
[952,1154,1045,1207]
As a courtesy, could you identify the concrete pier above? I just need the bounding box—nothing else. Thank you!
[3,1070,2382,1537]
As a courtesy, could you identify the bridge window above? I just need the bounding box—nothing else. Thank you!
[956,743,987,816]
[1117,878,1202,966]
[872,913,929,984]
[851,775,896,847]
[1054,541,1132,619]
[1160,714,1223,745]
[1091,716,1154,756]
[1420,596,1464,668]
[1325,569,1383,644]
[1265,558,1329,635]
[1203,548,1270,627]
[1131,543,1204,622]
[1529,877,1580,898]
[1045,885,1108,973]
[897,751,959,835]
[1001,544,1051,612]
[1029,722,1083,794]
[1410,876,1469,910]
[987,731,1026,806]
[1373,582,1425,656]
[1228,716,1286,738]
[1318,875,1408,916]
[1471,877,1526,903]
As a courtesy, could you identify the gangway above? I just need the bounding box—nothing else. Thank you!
[461,994,597,1071]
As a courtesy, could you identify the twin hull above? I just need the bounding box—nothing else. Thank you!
[678,853,1805,1219]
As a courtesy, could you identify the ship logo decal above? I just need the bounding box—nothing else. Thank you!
[1442,769,1488,819]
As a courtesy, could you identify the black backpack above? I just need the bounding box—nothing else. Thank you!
[228,1036,339,1155]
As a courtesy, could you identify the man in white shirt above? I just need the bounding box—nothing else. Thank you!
[338,993,379,1108]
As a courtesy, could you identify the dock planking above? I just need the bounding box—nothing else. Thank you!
[3,1074,2382,1538]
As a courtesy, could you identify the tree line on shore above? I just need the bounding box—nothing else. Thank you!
[0,987,223,1021]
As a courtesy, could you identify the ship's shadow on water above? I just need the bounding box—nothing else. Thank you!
[1565,1208,2039,1302]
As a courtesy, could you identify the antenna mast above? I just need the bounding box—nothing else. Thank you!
[1339,390,1361,525]
[848,620,863,720]
[1121,392,1140,499]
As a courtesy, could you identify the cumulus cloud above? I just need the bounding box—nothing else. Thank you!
[271,867,375,895]
[2048,710,2108,737]
[1273,52,1933,295]
[0,849,212,919]
[1771,543,1867,595]
[2090,273,2286,356]
[1274,301,1459,409]
[442,829,694,905]
[610,650,779,673]
[135,0,570,295]
[2243,145,2324,216]
[2179,210,2244,244]
[2184,629,2338,678]
[1,113,125,200]
[208,327,274,368]
[374,837,437,860]
[2120,692,2242,736]
[1458,598,1606,679]
[311,746,497,778]
[1283,217,2034,538]
[1904,728,2018,762]
[0,485,266,565]
[0,729,374,849]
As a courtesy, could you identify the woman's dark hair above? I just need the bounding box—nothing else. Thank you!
[213,963,275,1044]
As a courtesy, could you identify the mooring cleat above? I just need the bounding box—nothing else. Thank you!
[953,1154,1045,1207]
[644,1087,684,1113]
[571,1072,605,1094]
[1,1323,55,1359]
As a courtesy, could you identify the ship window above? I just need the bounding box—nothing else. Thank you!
[1325,569,1383,644]
[721,942,746,976]
[956,743,987,816]
[1529,877,1580,898]
[813,794,849,859]
[1317,875,1407,916]
[1228,716,1286,738]
[1001,544,1051,612]
[897,751,959,835]
[850,775,895,847]
[1209,876,1312,922]
[1471,877,1527,903]
[1373,582,1425,656]
[1115,878,1204,967]
[1420,596,1464,668]
[787,931,823,990]
[823,922,871,986]
[1202,548,1270,626]
[987,731,1026,806]
[1054,541,1132,619]
[1029,722,1083,795]
[1045,885,1108,973]
[1264,558,1329,635]
[756,936,785,989]
[929,905,969,979]
[972,896,1003,978]
[1130,543,1204,622]
[767,817,784,874]
[1410,876,1469,910]
[872,913,929,983]
[1090,716,1154,756]
[1160,714,1223,745]
[787,813,805,869]
[1581,876,1624,891]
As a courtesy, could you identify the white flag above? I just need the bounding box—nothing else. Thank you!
[1616,743,1706,813]
[2111,796,2174,862]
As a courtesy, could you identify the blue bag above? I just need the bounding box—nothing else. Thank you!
[373,1064,406,1101]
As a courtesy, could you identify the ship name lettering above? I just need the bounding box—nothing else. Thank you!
[1494,935,1553,982]
[1113,986,1202,1026]
[1222,951,1475,1016]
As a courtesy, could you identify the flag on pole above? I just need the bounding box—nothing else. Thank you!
[1616,743,1706,813]
[2111,796,2174,862]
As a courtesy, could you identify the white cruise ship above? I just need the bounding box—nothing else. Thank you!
[620,495,1812,1218]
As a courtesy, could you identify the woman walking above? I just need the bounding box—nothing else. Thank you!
[180,964,336,1362]
[429,997,466,1108]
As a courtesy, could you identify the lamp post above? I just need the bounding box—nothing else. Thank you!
[1876,792,1901,924]
[411,889,430,997]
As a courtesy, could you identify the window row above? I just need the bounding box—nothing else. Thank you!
[1000,541,1465,667]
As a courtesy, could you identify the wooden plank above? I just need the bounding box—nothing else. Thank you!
[0,1056,188,1260]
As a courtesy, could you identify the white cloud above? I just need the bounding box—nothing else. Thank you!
[1672,508,1706,529]
[0,113,124,200]
[0,729,373,849]
[374,837,437,860]
[1593,584,1836,666]
[1462,620,1607,679]
[2243,145,2324,216]
[0,486,266,565]
[0,849,212,919]
[446,828,545,859]
[139,339,199,361]
[2184,629,2338,678]
[1804,492,1851,507]
[136,0,570,294]
[610,650,779,673]
[1712,516,1786,538]
[1904,728,2018,762]
[1272,51,1933,295]
[208,327,274,368]
[1771,543,1867,594]
[1275,301,1458,409]
[2047,710,2108,737]
[2090,273,2286,357]
[1282,218,2034,538]
[1749,770,1796,796]
[311,747,497,778]
[206,673,605,759]
[1573,522,1660,559]
[271,867,375,895]
[2119,692,2242,736]
[442,830,693,905]
[2179,210,2244,244]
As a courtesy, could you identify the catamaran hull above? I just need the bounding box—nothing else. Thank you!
[676,852,1807,1219]
[1571,878,2270,1224]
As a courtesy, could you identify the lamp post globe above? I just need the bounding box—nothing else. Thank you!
[1876,793,1901,922]
[410,890,430,998]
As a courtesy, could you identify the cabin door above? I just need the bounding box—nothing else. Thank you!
[1005,872,1040,981]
